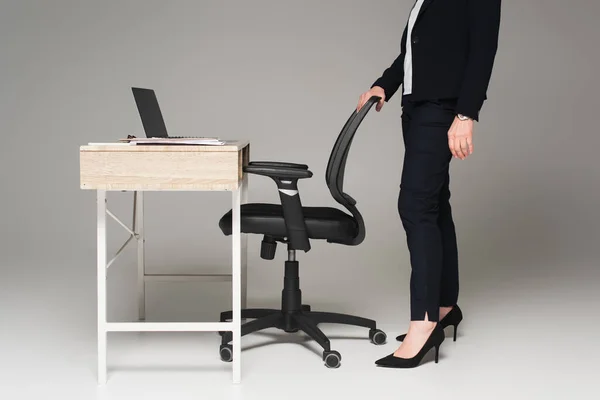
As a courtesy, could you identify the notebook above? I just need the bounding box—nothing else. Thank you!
[131,87,224,144]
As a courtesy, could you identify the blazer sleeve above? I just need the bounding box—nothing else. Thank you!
[371,26,408,101]
[455,0,501,121]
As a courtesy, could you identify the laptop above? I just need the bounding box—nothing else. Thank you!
[131,87,203,139]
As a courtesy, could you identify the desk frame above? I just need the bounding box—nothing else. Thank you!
[84,142,248,384]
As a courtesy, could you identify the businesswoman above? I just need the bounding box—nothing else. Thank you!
[357,0,501,368]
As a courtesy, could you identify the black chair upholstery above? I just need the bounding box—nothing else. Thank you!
[217,96,387,368]
[219,204,359,243]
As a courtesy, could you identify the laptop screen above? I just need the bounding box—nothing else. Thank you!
[132,87,169,138]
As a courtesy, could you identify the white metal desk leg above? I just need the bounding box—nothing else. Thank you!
[135,191,146,321]
[97,190,107,384]
[241,174,248,310]
[232,188,242,384]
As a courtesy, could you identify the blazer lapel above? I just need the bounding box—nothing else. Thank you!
[416,0,434,22]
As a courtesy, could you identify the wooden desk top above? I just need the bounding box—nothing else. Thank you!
[80,140,249,191]
[81,140,249,153]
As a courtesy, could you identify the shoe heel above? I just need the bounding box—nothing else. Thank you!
[453,323,459,342]
[434,345,440,363]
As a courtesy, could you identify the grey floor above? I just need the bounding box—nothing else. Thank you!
[1,252,598,400]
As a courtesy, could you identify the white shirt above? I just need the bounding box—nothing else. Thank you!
[403,0,425,95]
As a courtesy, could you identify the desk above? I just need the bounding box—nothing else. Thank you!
[80,141,249,384]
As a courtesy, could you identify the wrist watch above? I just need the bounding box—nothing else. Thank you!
[457,114,472,121]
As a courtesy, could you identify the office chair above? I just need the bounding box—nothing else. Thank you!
[217,96,386,368]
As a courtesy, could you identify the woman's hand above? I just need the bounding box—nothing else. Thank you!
[447,117,474,160]
[357,86,386,112]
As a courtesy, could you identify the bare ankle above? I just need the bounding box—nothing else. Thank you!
[409,320,436,332]
[439,306,453,320]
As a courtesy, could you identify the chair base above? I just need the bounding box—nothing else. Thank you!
[218,257,387,368]
[219,308,387,368]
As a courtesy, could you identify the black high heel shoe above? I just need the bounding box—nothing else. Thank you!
[396,305,463,342]
[375,324,445,368]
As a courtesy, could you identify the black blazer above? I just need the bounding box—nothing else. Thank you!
[371,0,501,120]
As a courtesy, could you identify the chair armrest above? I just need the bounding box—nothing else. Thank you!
[243,165,312,252]
[244,165,312,180]
[248,161,309,170]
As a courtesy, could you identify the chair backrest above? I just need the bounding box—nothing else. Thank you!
[325,96,380,245]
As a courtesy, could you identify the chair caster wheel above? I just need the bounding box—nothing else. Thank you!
[369,329,387,345]
[323,350,341,368]
[220,344,233,362]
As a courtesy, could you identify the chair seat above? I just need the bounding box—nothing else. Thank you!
[219,203,358,242]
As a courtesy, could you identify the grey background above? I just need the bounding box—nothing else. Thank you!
[1,0,599,398]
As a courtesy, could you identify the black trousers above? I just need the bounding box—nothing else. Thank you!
[399,97,459,322]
